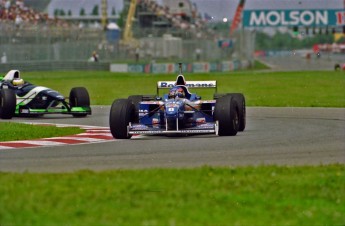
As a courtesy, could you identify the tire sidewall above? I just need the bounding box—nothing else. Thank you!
[109,99,135,139]
[69,87,90,107]
[214,95,239,136]
[230,93,246,131]
[0,89,16,119]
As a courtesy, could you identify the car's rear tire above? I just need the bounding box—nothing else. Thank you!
[0,89,16,119]
[214,95,239,136]
[109,99,136,139]
[230,93,246,132]
[69,87,90,117]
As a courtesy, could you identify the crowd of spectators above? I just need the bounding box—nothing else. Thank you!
[138,0,214,38]
[1,0,214,34]
[0,0,70,29]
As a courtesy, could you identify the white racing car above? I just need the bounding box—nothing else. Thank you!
[0,70,91,119]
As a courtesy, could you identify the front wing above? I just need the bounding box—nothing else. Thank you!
[128,122,219,135]
[16,105,91,116]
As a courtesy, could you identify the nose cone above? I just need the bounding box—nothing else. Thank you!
[165,99,184,118]
[166,106,179,118]
[41,88,65,100]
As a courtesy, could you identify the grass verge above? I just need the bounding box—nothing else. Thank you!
[0,165,344,225]
[251,59,271,70]
[0,122,84,142]
[21,70,345,107]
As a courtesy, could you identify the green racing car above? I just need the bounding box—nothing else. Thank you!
[0,70,91,119]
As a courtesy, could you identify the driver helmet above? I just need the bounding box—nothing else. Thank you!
[168,87,185,99]
[12,78,24,86]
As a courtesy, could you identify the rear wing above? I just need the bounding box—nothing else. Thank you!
[156,80,217,95]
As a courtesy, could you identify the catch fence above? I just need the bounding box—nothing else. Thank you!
[0,22,255,72]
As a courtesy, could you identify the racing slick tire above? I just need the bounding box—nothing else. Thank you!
[0,89,16,119]
[109,99,136,139]
[230,93,246,132]
[69,87,90,117]
[214,95,239,136]
[128,95,143,123]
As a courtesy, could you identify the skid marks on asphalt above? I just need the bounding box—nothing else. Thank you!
[0,123,114,150]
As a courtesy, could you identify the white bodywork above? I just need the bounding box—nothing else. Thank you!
[3,70,21,81]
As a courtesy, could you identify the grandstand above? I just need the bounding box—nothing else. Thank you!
[0,0,255,72]
[46,0,123,18]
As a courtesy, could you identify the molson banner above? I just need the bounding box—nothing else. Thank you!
[243,9,345,27]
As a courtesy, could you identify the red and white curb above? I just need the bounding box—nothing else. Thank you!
[0,123,115,150]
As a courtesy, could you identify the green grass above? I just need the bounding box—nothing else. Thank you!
[251,59,271,70]
[21,70,345,107]
[0,165,344,225]
[0,122,84,141]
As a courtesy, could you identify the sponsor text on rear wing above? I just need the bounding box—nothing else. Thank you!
[156,81,217,95]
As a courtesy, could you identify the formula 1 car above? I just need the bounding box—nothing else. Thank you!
[0,70,91,119]
[109,63,246,139]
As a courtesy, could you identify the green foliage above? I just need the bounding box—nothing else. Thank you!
[0,165,344,225]
[53,9,66,17]
[252,60,270,70]
[59,9,65,16]
[79,8,85,16]
[117,6,127,28]
[53,9,59,17]
[336,36,345,44]
[0,122,84,142]
[255,31,334,50]
[91,5,99,16]
[209,21,230,31]
[21,70,345,107]
[117,0,135,29]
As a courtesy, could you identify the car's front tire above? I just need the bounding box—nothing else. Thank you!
[69,87,90,117]
[109,99,136,139]
[0,89,16,119]
[214,95,239,136]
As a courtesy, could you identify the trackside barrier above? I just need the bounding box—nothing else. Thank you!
[254,50,292,57]
[110,60,252,73]
[0,60,252,73]
[109,64,128,72]
[0,61,109,73]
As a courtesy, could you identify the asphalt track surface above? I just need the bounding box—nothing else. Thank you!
[1,106,344,172]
